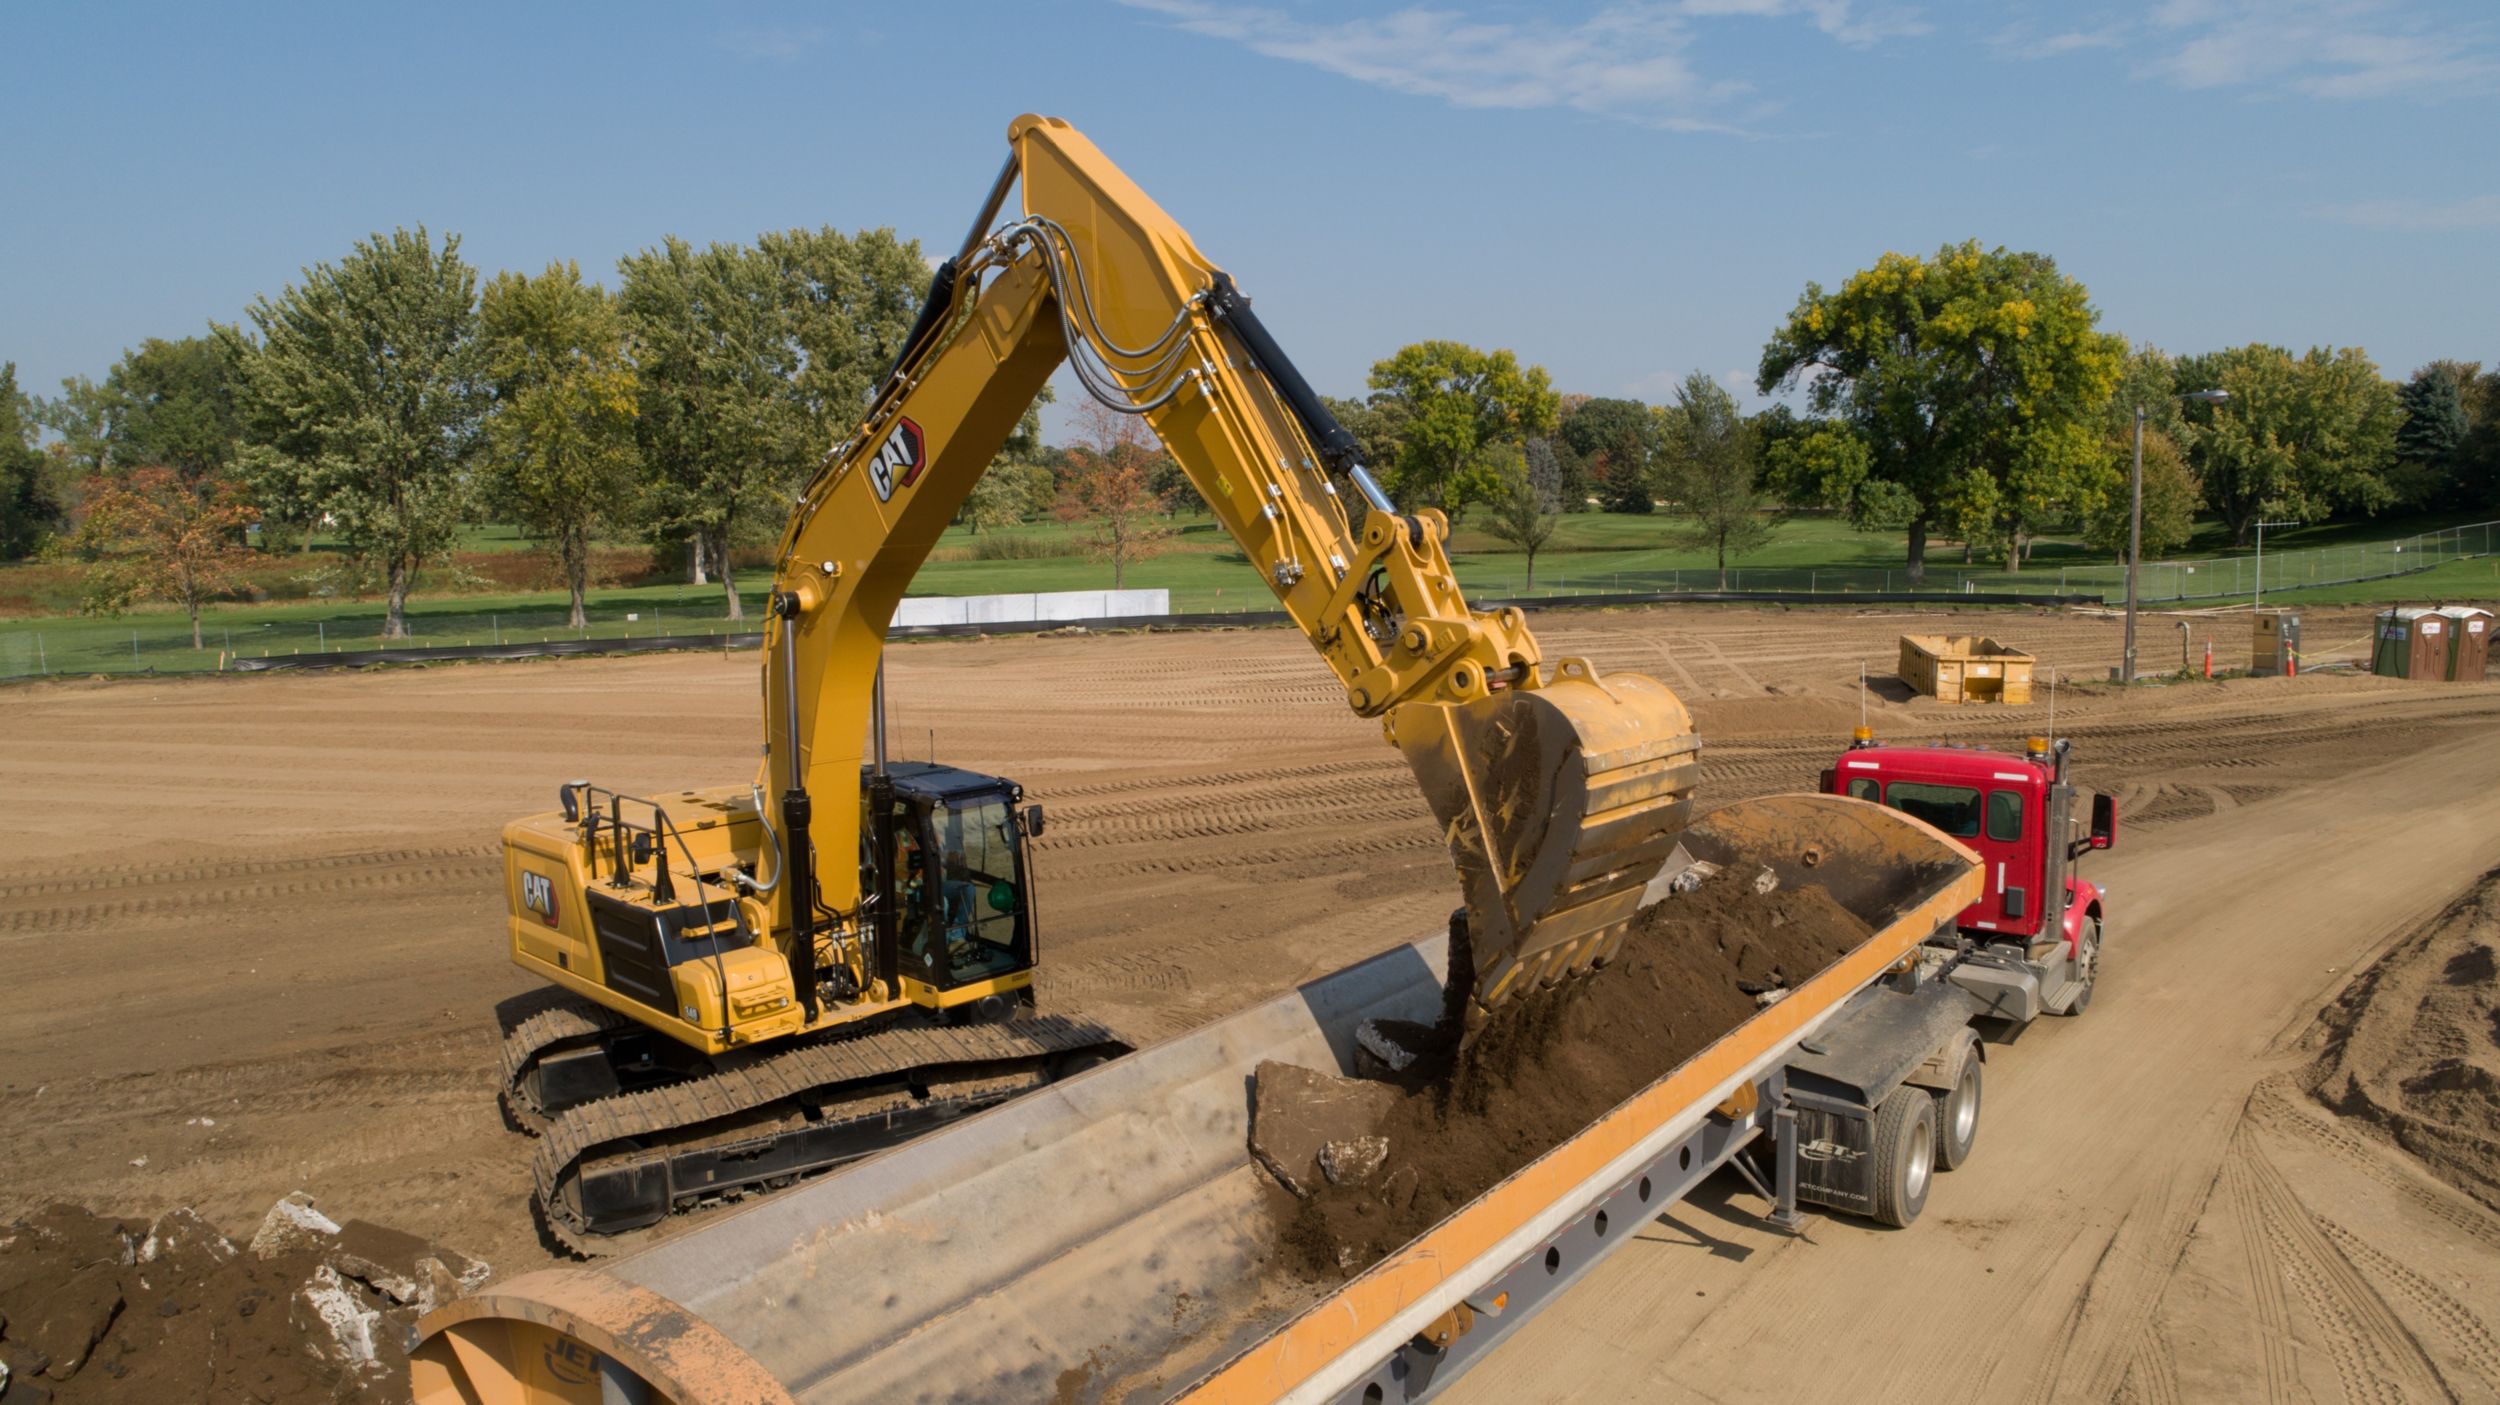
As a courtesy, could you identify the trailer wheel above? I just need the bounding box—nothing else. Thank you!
[1869,1086,1936,1228]
[1932,1037,1981,1171]
[2054,919,2101,1017]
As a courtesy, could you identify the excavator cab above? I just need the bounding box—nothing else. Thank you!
[873,762,1037,1006]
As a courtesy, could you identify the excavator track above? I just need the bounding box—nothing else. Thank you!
[496,990,635,1135]
[533,1013,1120,1254]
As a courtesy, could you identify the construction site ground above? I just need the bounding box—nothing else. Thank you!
[5,602,2497,1402]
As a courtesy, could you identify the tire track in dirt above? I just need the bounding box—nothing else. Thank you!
[2237,1131,2450,1404]
[2247,1080,2500,1251]
[0,858,501,937]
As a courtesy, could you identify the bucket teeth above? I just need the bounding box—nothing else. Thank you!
[1395,667,1699,1034]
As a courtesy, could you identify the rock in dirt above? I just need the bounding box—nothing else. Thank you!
[1250,1061,1400,1199]
[1270,864,1874,1279]
[1318,1136,1390,1186]
[1353,1020,1420,1078]
[0,1200,487,1404]
[249,1191,342,1261]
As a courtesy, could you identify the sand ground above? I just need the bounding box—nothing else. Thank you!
[3,601,2495,1401]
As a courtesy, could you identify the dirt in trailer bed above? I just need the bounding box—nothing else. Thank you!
[1255,868,1874,1279]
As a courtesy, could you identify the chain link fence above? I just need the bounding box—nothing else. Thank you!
[5,520,2494,680]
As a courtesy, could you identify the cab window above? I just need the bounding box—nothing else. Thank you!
[923,796,1029,986]
[1845,777,1879,801]
[1985,789,2025,842]
[1883,782,1982,838]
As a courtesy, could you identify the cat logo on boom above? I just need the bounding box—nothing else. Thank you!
[519,871,560,928]
[865,418,927,502]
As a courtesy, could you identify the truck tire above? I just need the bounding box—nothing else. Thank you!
[1869,1086,1936,1228]
[1932,1037,1981,1171]
[2053,918,2101,1017]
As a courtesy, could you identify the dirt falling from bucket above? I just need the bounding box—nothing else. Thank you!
[1274,869,1873,1280]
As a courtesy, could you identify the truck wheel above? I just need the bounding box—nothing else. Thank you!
[1932,1040,1981,1171]
[2053,919,2101,1017]
[1869,1086,1936,1228]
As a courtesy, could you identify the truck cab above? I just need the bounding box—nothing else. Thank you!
[1821,729,2115,1020]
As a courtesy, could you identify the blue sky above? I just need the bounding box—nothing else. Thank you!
[5,1,2494,441]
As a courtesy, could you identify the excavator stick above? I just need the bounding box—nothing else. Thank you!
[1395,661,1701,1032]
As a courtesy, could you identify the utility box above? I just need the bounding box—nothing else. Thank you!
[2371,608,2452,680]
[2439,605,2493,681]
[1898,634,2034,704]
[2251,612,2300,677]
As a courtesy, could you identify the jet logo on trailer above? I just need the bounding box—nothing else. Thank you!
[865,418,927,502]
[520,870,560,928]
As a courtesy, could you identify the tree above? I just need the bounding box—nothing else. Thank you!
[34,374,114,479]
[1758,241,2124,581]
[1660,372,1772,588]
[1557,397,1659,513]
[99,336,242,485]
[1365,341,1559,514]
[1,363,63,559]
[64,468,258,648]
[221,227,488,638]
[962,394,1056,534]
[1057,400,1172,587]
[618,237,805,620]
[2082,428,2197,558]
[2177,344,2401,543]
[2390,363,2473,508]
[1477,439,1562,588]
[755,226,932,448]
[480,262,641,629]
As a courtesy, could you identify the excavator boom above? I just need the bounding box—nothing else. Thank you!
[762,115,1699,1028]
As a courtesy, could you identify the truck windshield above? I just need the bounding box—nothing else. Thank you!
[1883,781,1982,838]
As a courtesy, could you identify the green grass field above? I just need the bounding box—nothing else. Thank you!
[3,509,2492,678]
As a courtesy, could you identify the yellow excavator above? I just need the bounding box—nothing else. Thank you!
[494,115,1701,1249]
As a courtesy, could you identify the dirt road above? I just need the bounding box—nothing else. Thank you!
[1444,725,2500,1404]
[2,602,2495,1400]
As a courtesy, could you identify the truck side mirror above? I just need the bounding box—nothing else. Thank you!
[2089,793,2117,851]
[1022,803,1046,839]
[1818,768,1838,795]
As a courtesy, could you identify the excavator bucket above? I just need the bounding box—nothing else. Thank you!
[1394,659,1700,1031]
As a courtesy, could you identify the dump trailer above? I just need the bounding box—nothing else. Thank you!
[414,793,2019,1405]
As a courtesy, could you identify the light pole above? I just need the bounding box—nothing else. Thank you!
[2254,517,2299,608]
[2123,388,2231,682]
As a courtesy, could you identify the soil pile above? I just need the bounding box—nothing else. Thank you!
[2303,869,2500,1211]
[1257,867,1873,1279]
[0,1197,485,1405]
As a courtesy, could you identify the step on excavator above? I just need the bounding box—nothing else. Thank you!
[493,114,1702,1251]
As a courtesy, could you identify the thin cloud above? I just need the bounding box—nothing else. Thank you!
[1117,0,1920,132]
[2312,193,2500,231]
[713,26,826,63]
[2145,0,2499,99]
[1988,24,2127,60]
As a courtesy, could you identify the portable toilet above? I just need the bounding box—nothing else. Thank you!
[2439,605,2493,681]
[2251,612,2300,676]
[2371,608,2450,679]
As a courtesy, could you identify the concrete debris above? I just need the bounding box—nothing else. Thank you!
[1318,1135,1390,1187]
[249,1192,342,1261]
[1353,1019,1418,1077]
[1249,1060,1399,1200]
[290,1264,381,1370]
[1750,865,1781,896]
[330,1219,487,1314]
[139,1207,236,1268]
